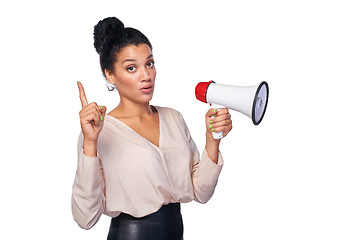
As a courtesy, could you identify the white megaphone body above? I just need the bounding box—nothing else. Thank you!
[195,81,269,139]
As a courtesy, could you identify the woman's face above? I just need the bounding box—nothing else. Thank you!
[107,43,156,104]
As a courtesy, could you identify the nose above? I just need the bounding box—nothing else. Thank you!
[141,67,151,82]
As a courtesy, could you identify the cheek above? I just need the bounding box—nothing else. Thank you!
[115,73,136,87]
[151,68,157,80]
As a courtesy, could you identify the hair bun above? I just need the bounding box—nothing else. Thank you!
[93,17,125,54]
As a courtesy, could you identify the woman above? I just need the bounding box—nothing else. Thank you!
[72,17,232,240]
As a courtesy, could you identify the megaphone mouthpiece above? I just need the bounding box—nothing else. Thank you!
[195,80,214,103]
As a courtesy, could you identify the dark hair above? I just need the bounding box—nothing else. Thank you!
[93,17,152,79]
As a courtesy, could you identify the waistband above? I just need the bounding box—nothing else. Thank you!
[108,203,183,240]
[114,203,181,220]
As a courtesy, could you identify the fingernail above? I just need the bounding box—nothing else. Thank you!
[209,125,213,129]
[100,115,104,121]
[212,109,217,113]
[100,106,104,110]
[212,114,217,117]
[209,120,213,124]
[211,128,215,132]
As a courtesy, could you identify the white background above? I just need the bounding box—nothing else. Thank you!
[1,0,359,239]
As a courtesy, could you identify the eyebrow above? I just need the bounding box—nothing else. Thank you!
[122,54,153,64]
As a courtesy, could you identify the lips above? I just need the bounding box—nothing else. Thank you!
[140,84,154,94]
[140,84,153,90]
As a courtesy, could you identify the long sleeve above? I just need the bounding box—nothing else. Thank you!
[180,114,224,203]
[190,138,224,203]
[71,133,105,230]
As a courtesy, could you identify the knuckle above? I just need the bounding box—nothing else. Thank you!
[80,117,86,124]
[90,102,98,107]
[89,113,96,119]
[79,110,86,117]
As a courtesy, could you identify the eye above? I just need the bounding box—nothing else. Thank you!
[126,66,136,72]
[147,60,155,68]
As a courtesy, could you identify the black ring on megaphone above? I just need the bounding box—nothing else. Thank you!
[205,80,215,103]
[252,81,269,125]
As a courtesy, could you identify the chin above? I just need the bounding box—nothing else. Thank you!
[136,94,154,104]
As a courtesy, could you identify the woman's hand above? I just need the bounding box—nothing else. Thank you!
[205,108,232,140]
[77,81,107,156]
[205,108,232,164]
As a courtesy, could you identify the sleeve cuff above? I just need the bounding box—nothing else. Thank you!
[201,149,224,166]
[81,149,99,160]
[198,149,224,178]
[76,151,102,184]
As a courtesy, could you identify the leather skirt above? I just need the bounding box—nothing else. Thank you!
[107,203,183,240]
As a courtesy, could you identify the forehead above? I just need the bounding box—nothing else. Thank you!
[116,44,153,62]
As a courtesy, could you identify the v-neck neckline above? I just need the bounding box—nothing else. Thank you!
[105,106,162,150]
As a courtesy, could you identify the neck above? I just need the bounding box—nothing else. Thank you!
[114,98,155,118]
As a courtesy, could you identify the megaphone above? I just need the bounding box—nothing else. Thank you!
[195,81,269,139]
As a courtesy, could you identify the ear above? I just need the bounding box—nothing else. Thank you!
[105,69,115,84]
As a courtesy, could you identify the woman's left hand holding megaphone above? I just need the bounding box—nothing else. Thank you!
[205,108,232,164]
[206,108,232,138]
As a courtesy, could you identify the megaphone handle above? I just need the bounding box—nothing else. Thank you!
[210,103,225,140]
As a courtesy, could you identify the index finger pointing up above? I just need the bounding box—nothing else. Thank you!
[77,81,88,107]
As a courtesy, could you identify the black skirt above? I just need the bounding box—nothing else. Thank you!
[107,203,184,240]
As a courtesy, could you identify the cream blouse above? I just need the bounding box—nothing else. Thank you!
[71,106,224,229]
